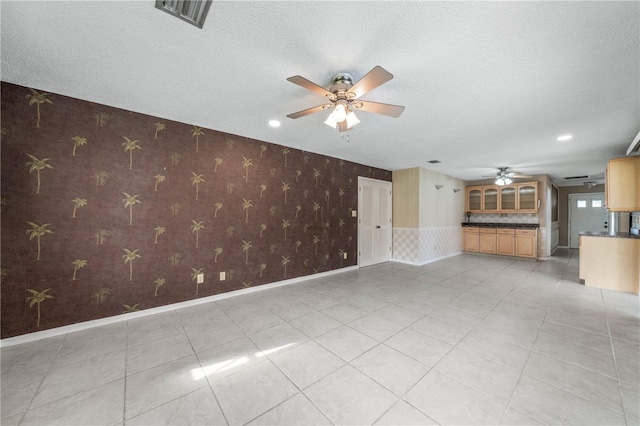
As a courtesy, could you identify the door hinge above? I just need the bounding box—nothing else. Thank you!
[358,251,361,256]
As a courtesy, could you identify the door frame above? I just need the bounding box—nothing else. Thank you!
[568,192,605,248]
[357,177,392,267]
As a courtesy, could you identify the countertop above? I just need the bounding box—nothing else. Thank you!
[579,231,640,240]
[461,222,539,229]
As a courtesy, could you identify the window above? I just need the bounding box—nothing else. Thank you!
[577,200,587,208]
[592,199,602,208]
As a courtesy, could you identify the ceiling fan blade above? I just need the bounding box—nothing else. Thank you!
[352,100,405,118]
[286,104,332,119]
[286,76,334,98]
[348,66,394,99]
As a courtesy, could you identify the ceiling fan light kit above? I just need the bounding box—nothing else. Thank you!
[490,167,532,186]
[286,66,405,134]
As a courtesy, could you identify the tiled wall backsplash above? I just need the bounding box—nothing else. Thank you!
[632,212,640,230]
[468,213,538,224]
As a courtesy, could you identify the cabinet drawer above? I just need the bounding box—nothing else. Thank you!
[516,229,536,236]
[497,229,515,235]
[479,228,497,234]
[463,227,480,233]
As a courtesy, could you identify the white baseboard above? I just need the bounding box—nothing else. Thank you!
[0,266,358,348]
[392,251,462,266]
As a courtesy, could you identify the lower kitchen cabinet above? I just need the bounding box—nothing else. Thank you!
[463,227,480,252]
[463,226,537,259]
[479,229,497,254]
[496,229,515,256]
[515,230,537,258]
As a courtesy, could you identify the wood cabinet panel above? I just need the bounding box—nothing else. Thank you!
[465,182,538,213]
[515,230,537,258]
[463,228,480,252]
[496,233,515,255]
[606,157,640,212]
[580,235,639,294]
[478,228,497,253]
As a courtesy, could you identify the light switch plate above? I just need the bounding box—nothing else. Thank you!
[351,210,357,217]
[220,271,226,281]
[197,273,204,284]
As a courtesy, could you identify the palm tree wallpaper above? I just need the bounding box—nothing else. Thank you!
[0,82,390,338]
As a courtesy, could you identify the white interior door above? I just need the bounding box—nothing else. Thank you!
[358,177,392,267]
[569,193,606,248]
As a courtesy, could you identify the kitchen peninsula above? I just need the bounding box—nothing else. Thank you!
[579,231,640,294]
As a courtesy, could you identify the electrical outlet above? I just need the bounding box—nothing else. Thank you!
[343,252,348,259]
[197,273,204,284]
[219,271,226,281]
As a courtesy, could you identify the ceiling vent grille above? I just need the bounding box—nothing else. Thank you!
[563,175,589,180]
[155,0,212,28]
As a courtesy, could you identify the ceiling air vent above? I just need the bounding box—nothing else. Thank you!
[155,0,212,28]
[427,160,441,164]
[563,175,589,180]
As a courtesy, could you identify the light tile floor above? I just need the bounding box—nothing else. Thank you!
[2,249,639,425]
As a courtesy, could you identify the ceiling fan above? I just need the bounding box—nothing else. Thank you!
[483,167,533,186]
[286,66,405,132]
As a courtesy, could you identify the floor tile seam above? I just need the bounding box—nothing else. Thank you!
[26,375,126,413]
[527,347,620,381]
[375,366,436,422]
[498,313,546,425]
[519,368,626,416]
[311,325,379,363]
[605,304,631,425]
[24,342,109,412]
[122,386,211,424]
[429,363,513,407]
[125,329,188,350]
[407,321,472,347]
[537,322,617,350]
[518,373,628,421]
[470,327,538,351]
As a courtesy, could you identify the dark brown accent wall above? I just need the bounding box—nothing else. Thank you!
[0,82,390,338]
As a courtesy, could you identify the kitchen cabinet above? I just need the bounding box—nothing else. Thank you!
[499,186,517,212]
[465,182,538,213]
[517,184,538,212]
[606,156,640,212]
[515,229,537,258]
[463,226,537,259]
[466,188,482,212]
[482,188,499,212]
[463,227,480,251]
[496,229,515,255]
[579,234,639,294]
[479,228,497,253]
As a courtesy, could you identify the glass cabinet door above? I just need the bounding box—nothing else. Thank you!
[518,185,537,210]
[467,188,482,211]
[483,187,498,211]
[500,186,517,211]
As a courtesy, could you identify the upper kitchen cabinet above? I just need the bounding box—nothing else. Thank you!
[606,156,640,212]
[483,187,499,211]
[499,186,517,212]
[466,182,538,213]
[517,184,538,212]
[466,187,482,212]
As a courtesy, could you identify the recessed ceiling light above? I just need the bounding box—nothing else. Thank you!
[557,134,572,141]
[268,120,281,128]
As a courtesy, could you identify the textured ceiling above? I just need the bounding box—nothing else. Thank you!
[2,1,638,186]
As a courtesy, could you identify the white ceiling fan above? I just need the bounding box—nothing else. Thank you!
[483,167,533,185]
[286,66,405,132]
